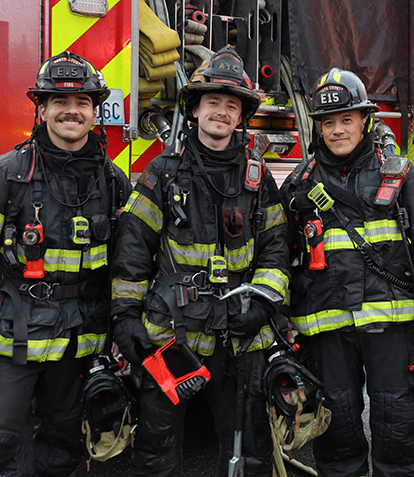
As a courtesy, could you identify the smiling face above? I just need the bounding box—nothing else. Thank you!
[192,93,243,150]
[40,93,97,151]
[320,109,367,157]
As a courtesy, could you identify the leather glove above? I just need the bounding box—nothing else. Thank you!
[113,310,152,365]
[227,297,274,339]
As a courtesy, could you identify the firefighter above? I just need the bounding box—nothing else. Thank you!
[280,68,414,476]
[110,45,290,476]
[0,51,131,476]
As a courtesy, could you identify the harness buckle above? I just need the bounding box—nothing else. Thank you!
[28,282,58,300]
[191,270,209,289]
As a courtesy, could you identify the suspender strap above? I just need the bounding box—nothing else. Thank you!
[0,280,27,364]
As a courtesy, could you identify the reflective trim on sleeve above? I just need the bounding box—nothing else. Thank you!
[124,190,163,235]
[143,313,216,356]
[262,203,287,232]
[111,278,148,302]
[0,213,4,234]
[231,325,276,355]
[252,268,289,297]
[75,333,106,357]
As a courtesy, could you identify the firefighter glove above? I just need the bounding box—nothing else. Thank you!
[113,309,152,365]
[227,297,274,339]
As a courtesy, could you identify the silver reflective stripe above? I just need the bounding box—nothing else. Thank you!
[292,300,414,335]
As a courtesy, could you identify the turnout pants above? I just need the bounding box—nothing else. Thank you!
[131,335,273,477]
[305,323,414,477]
[0,339,88,477]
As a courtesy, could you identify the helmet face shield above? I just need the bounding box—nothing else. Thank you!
[27,51,110,105]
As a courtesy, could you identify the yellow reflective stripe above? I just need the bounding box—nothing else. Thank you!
[125,191,163,235]
[225,238,255,271]
[112,278,148,302]
[252,268,289,297]
[170,239,215,266]
[43,248,82,272]
[364,219,401,241]
[0,213,4,234]
[323,220,402,251]
[292,299,414,336]
[0,335,70,362]
[82,245,108,270]
[231,325,275,355]
[17,246,108,272]
[76,333,106,357]
[262,203,287,232]
[170,237,255,271]
[51,0,122,55]
[143,313,216,356]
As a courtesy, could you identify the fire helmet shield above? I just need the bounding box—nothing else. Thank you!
[177,45,261,123]
[27,51,110,105]
[309,67,380,119]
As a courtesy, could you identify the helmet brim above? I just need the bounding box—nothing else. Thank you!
[27,87,111,104]
[177,82,261,122]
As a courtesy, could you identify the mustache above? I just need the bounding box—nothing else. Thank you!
[208,115,231,124]
[58,115,83,123]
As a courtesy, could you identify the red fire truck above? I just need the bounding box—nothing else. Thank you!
[0,0,413,184]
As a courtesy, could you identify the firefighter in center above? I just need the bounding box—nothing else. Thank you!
[110,46,291,476]
[280,68,414,476]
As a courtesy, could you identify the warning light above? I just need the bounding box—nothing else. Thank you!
[68,0,108,17]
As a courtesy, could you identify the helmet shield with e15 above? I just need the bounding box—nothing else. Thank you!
[309,67,380,119]
[177,45,261,124]
[27,51,110,106]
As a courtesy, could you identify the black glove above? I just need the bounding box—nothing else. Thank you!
[113,310,152,365]
[227,297,274,339]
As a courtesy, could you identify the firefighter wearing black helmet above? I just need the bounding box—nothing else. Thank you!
[0,51,131,476]
[110,45,291,476]
[280,67,414,476]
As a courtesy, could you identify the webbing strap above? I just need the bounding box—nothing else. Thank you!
[329,204,411,284]
[0,280,27,364]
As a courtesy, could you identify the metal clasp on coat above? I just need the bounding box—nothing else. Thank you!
[28,282,57,300]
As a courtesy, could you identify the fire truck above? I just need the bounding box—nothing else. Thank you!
[0,0,413,185]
